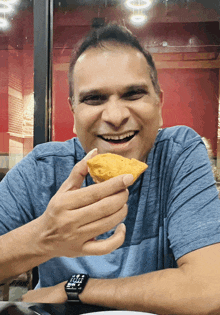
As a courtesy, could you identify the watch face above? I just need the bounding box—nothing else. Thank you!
[65,274,89,293]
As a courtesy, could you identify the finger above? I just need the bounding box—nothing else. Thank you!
[82,223,126,256]
[64,173,134,210]
[76,189,129,226]
[78,204,128,240]
[59,148,98,192]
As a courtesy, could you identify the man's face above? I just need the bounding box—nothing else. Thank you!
[72,44,163,162]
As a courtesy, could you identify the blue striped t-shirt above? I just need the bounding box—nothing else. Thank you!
[0,126,220,288]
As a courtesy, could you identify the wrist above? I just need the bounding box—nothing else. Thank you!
[79,278,120,309]
[54,281,68,304]
[78,277,93,304]
[79,278,104,305]
[34,215,56,260]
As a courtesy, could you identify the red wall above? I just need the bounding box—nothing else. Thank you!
[0,51,9,134]
[52,69,74,141]
[158,68,219,154]
[1,12,218,156]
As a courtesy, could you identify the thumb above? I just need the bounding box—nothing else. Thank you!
[59,148,98,192]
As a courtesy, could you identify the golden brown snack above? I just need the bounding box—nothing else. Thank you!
[87,153,148,183]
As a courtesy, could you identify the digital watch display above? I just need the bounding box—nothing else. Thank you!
[65,274,90,302]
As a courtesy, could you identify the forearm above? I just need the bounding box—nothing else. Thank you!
[80,269,220,315]
[22,263,220,314]
[0,217,52,282]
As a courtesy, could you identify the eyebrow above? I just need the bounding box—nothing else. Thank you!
[122,84,149,93]
[79,84,149,100]
[79,89,102,101]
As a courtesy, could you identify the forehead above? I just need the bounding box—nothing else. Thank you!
[73,44,152,92]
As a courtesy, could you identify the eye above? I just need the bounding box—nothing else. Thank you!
[123,89,147,101]
[81,94,107,105]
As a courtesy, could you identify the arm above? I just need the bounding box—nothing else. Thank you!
[0,149,133,282]
[80,243,220,315]
[23,243,220,315]
[0,216,52,283]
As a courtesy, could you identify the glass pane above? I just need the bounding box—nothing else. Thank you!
[0,0,34,180]
[52,0,220,181]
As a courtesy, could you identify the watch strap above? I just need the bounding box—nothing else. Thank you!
[66,291,81,302]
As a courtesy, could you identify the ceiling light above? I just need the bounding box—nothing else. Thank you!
[125,0,152,10]
[0,1,13,13]
[0,17,9,28]
[130,13,147,25]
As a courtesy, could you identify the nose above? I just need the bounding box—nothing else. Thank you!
[101,97,130,128]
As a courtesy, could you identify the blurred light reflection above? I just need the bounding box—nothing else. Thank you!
[0,0,19,29]
[125,0,152,10]
[7,0,20,3]
[0,1,13,13]
[130,13,147,25]
[0,16,8,28]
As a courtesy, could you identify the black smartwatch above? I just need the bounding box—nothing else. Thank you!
[65,274,90,302]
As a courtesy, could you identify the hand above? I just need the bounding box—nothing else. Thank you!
[38,148,134,258]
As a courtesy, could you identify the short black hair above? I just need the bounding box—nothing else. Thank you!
[68,23,161,104]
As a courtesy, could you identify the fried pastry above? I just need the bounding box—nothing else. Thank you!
[87,153,148,183]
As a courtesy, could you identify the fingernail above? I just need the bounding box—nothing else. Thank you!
[115,223,126,234]
[83,148,98,160]
[123,174,134,186]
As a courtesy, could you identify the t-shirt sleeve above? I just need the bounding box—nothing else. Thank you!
[0,153,39,235]
[167,140,220,261]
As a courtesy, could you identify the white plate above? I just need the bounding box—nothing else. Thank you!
[83,311,156,315]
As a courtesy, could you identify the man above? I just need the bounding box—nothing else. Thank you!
[1,24,220,314]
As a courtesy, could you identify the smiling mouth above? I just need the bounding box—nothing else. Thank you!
[98,131,139,144]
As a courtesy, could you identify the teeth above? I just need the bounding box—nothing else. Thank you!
[102,131,135,141]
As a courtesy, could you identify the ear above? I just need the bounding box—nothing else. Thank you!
[158,90,164,128]
[159,90,164,105]
[68,97,73,111]
[73,112,77,135]
[72,109,77,135]
[68,97,77,135]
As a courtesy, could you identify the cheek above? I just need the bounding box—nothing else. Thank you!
[74,108,100,134]
[138,104,160,124]
[147,102,162,121]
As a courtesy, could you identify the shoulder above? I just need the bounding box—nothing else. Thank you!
[31,137,85,161]
[147,126,206,175]
[156,125,201,144]
[3,137,85,187]
[155,126,202,149]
